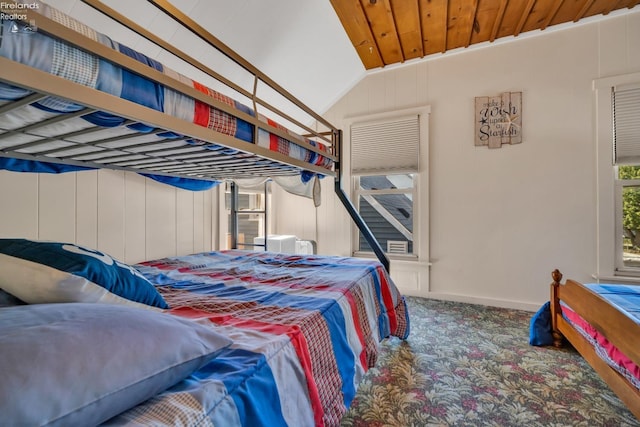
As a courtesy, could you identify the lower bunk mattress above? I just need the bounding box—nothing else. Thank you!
[560,283,640,391]
[105,250,410,426]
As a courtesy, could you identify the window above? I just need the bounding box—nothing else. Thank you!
[613,84,640,274]
[225,181,269,250]
[596,75,640,277]
[616,166,640,272]
[349,111,425,258]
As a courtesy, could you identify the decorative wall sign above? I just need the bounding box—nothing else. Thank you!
[475,92,522,148]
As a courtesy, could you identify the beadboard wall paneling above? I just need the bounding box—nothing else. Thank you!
[0,171,38,239]
[0,169,217,264]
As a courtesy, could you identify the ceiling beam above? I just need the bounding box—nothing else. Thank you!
[541,0,564,30]
[330,0,383,69]
[515,0,537,36]
[466,0,480,48]
[363,0,404,65]
[490,0,508,42]
[391,0,424,61]
[442,1,449,52]
[574,0,596,21]
[625,0,640,10]
[420,0,448,55]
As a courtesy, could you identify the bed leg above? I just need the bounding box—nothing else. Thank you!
[550,269,564,348]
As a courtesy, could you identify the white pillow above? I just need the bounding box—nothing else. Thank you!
[0,303,232,426]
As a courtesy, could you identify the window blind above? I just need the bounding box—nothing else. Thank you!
[350,115,420,174]
[613,84,640,165]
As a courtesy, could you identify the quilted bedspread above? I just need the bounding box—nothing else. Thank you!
[103,251,410,427]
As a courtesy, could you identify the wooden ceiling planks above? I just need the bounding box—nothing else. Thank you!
[421,0,449,55]
[364,0,404,65]
[541,0,565,28]
[329,0,384,69]
[520,0,557,33]
[470,0,501,45]
[445,0,479,50]
[391,0,424,60]
[496,1,529,39]
[514,0,536,36]
[330,0,639,70]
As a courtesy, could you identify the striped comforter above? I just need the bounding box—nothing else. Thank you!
[104,250,410,427]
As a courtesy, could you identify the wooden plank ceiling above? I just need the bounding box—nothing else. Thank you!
[330,0,639,70]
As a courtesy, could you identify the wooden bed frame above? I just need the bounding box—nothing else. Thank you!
[550,269,640,419]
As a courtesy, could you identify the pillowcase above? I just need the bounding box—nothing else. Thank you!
[0,303,233,427]
[0,239,168,309]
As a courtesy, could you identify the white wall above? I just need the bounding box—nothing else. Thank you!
[274,11,640,311]
[0,169,217,264]
[1,10,637,310]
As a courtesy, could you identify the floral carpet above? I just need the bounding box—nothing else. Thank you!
[340,297,639,427]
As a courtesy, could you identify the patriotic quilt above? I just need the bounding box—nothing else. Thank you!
[103,250,410,427]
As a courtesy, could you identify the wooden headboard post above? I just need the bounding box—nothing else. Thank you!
[550,269,564,348]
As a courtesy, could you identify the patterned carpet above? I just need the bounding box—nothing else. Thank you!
[340,297,639,427]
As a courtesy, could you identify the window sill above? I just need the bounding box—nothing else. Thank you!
[352,251,431,267]
[591,273,640,284]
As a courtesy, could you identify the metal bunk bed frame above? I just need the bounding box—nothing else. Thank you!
[0,0,390,271]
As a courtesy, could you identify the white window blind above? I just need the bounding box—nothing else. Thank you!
[613,84,640,165]
[351,115,420,174]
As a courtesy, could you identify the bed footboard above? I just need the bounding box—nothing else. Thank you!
[549,269,640,420]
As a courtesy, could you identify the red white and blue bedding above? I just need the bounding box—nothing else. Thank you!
[0,3,332,172]
[561,283,640,391]
[104,250,410,427]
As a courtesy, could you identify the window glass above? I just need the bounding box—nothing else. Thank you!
[355,174,414,256]
[360,174,413,190]
[618,166,640,269]
[226,183,268,250]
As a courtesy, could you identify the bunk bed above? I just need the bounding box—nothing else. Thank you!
[0,0,334,183]
[0,1,406,426]
[549,269,640,419]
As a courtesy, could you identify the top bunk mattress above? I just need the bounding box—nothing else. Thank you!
[0,1,335,181]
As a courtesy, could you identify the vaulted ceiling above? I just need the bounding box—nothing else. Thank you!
[330,0,640,70]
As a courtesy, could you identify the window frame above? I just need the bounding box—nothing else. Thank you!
[226,181,270,251]
[595,72,640,279]
[614,173,640,275]
[345,106,430,262]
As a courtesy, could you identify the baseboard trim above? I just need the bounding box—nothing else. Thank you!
[422,292,541,312]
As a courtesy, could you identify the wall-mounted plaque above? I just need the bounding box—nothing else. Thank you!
[475,92,522,148]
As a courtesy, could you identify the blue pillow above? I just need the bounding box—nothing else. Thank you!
[0,239,168,309]
[529,301,554,346]
[0,303,232,426]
